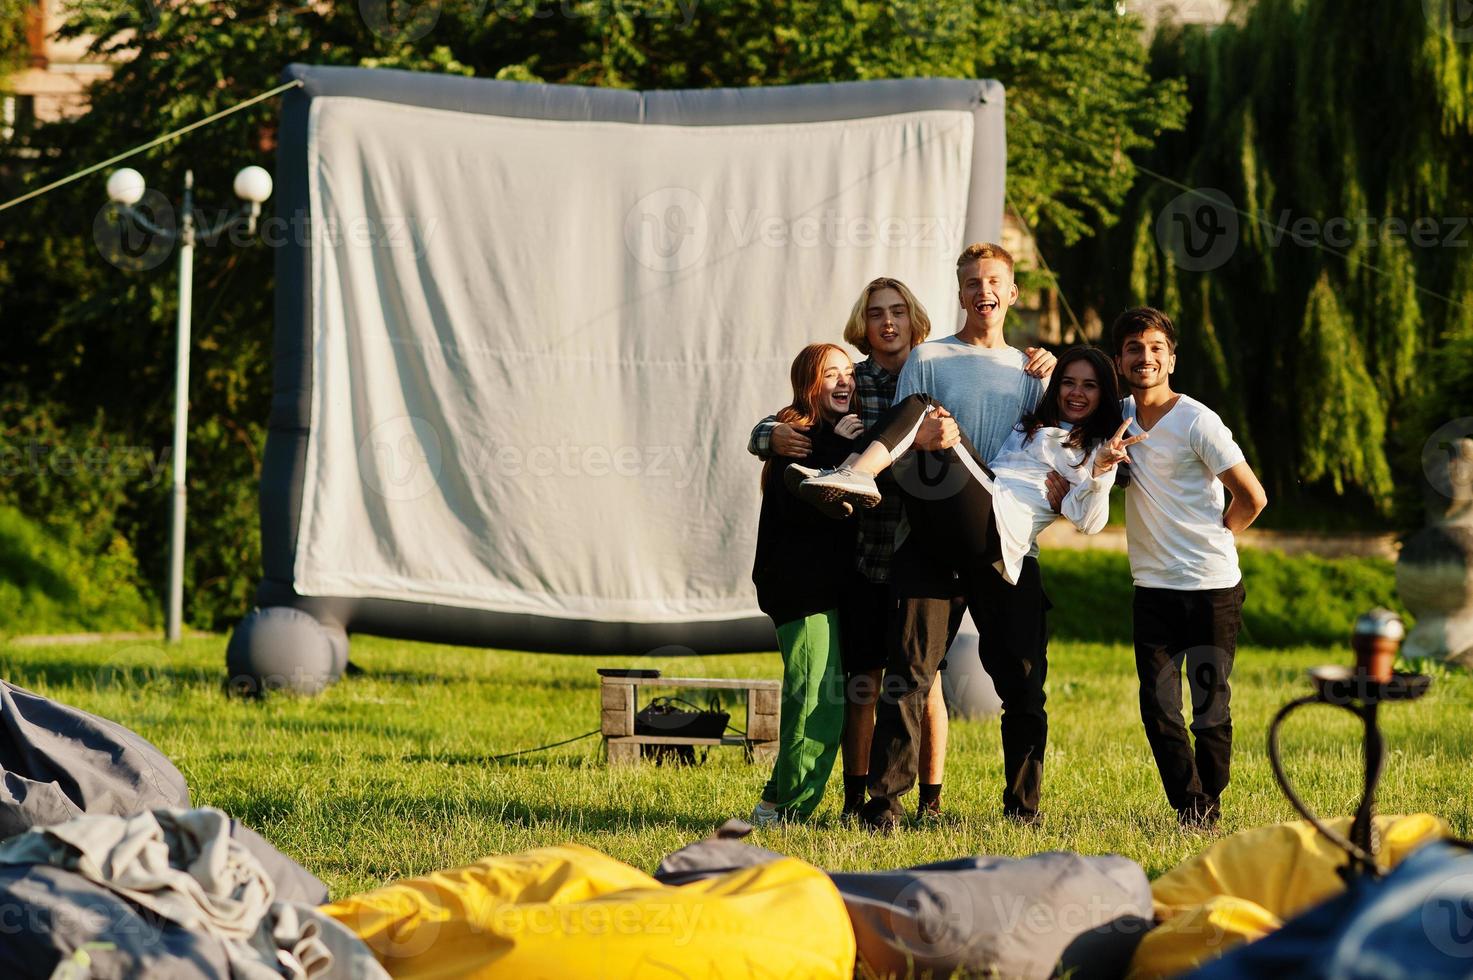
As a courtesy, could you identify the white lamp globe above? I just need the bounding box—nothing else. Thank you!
[105,168,146,206]
[233,166,273,205]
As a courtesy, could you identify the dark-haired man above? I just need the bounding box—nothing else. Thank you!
[1105,306,1267,828]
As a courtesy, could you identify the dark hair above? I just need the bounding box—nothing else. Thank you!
[1110,306,1177,355]
[1018,347,1124,467]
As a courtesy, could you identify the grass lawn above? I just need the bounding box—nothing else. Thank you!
[2,632,1468,901]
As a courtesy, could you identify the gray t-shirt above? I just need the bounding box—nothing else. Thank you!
[894,336,1043,463]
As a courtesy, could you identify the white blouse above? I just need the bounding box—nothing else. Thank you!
[987,423,1115,584]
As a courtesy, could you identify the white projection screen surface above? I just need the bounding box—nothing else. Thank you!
[260,65,1007,654]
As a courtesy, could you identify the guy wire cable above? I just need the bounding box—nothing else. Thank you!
[0,78,304,215]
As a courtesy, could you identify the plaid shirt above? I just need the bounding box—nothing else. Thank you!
[747,356,902,584]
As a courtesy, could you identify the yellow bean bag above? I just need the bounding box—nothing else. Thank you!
[1127,813,1450,979]
[321,843,855,979]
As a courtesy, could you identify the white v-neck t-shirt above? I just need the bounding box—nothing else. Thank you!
[1122,394,1246,591]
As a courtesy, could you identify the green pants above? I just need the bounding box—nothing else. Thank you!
[762,610,844,818]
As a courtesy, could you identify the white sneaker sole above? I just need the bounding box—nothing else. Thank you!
[799,475,882,510]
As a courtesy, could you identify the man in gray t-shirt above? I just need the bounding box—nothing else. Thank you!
[862,243,1055,830]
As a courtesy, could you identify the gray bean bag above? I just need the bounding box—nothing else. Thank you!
[657,838,1154,980]
[0,807,381,980]
[0,680,328,904]
[0,862,232,979]
[0,680,190,837]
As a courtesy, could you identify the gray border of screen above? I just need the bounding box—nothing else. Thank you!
[258,64,1005,654]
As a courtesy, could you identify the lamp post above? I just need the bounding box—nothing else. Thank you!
[104,165,273,643]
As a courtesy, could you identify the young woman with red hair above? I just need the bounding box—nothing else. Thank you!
[749,343,863,826]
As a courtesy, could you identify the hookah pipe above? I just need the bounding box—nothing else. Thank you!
[1266,609,1431,882]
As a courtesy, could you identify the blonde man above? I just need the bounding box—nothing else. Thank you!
[808,244,1058,830]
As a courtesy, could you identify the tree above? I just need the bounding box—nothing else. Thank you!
[0,0,27,83]
[0,0,1183,627]
[1055,0,1473,523]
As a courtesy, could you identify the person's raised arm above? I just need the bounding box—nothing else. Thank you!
[748,415,812,460]
[1060,420,1142,533]
[1219,461,1268,534]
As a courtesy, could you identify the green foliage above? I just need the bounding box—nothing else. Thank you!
[1041,548,1404,649]
[0,0,26,83]
[1295,274,1393,501]
[0,505,155,635]
[0,393,160,632]
[0,0,1185,630]
[1056,0,1473,523]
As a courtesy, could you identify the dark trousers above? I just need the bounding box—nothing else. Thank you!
[1132,582,1245,817]
[865,547,1051,820]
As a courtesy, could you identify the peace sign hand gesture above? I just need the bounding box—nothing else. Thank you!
[1093,419,1148,477]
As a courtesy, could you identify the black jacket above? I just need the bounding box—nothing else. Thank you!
[752,421,858,626]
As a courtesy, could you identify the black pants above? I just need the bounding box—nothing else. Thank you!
[860,400,1051,819]
[857,393,1002,568]
[1132,582,1245,817]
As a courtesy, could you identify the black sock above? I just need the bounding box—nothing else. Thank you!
[919,783,942,809]
[843,774,868,810]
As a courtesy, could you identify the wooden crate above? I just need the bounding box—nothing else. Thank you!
[599,675,780,766]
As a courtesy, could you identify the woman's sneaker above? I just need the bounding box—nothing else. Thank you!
[750,801,782,828]
[798,466,883,510]
[784,464,854,519]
